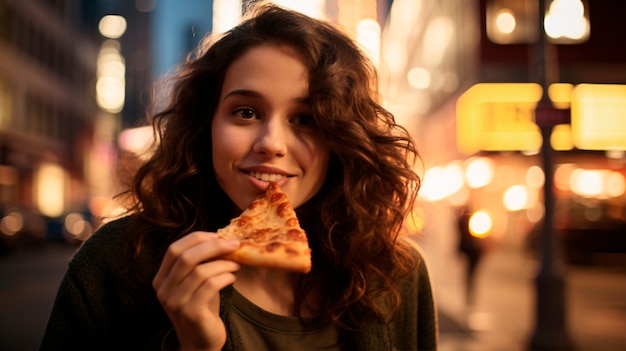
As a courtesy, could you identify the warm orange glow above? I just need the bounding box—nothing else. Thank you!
[0,212,23,236]
[89,196,111,217]
[63,213,94,242]
[555,164,575,191]
[0,165,18,186]
[118,126,154,156]
[337,0,377,38]
[568,168,626,199]
[526,166,545,189]
[570,169,602,197]
[526,205,545,224]
[35,163,66,218]
[605,171,626,198]
[405,208,424,234]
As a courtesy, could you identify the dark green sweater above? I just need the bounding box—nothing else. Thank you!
[39,216,438,351]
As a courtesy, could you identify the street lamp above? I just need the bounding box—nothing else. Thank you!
[528,0,573,349]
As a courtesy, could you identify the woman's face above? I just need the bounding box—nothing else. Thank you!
[212,44,330,210]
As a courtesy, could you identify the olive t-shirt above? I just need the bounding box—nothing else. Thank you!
[230,289,342,350]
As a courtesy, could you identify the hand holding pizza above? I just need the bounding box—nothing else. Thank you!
[152,231,241,351]
[153,183,311,349]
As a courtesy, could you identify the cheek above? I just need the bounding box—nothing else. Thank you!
[316,153,330,181]
[211,125,241,170]
[304,141,330,179]
[311,136,330,166]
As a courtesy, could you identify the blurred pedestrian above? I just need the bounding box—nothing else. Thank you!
[39,3,437,351]
[456,207,486,306]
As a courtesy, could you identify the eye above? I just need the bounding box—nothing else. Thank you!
[290,114,316,126]
[234,107,257,120]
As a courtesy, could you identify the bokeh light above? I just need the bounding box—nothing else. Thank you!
[465,157,495,189]
[98,15,127,39]
[420,162,465,201]
[526,166,545,189]
[469,210,493,237]
[503,185,530,212]
[571,169,603,197]
[35,163,65,218]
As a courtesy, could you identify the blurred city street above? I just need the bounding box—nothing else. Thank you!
[0,242,77,351]
[418,225,626,351]
[1,233,625,351]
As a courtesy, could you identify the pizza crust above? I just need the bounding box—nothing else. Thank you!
[220,241,311,273]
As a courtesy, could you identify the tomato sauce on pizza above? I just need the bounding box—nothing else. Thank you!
[216,182,312,273]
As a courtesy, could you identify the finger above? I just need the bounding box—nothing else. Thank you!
[153,232,218,289]
[159,260,240,313]
[182,268,239,318]
[153,236,240,304]
[162,239,240,290]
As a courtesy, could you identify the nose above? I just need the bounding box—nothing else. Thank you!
[253,117,287,157]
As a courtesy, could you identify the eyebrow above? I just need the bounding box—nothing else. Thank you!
[223,89,261,100]
[223,89,311,105]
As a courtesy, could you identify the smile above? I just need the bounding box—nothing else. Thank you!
[249,172,287,182]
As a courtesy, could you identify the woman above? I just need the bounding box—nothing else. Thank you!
[40,3,437,350]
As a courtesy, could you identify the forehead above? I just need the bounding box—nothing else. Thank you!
[221,44,309,92]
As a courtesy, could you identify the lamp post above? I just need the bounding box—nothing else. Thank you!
[528,0,574,349]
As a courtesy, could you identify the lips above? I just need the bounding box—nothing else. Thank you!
[249,172,286,182]
[242,166,292,183]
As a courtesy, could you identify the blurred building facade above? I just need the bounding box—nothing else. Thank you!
[0,0,153,244]
[0,0,100,244]
[409,0,626,265]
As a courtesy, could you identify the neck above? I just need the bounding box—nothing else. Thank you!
[234,266,301,316]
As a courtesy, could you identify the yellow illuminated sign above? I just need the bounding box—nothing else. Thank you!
[571,84,626,150]
[456,82,622,154]
[550,124,574,151]
[456,83,543,154]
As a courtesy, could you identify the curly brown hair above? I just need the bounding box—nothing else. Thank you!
[119,2,422,330]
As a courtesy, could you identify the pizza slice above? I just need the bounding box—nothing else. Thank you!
[216,182,312,274]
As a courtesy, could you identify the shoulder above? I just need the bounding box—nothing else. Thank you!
[403,237,431,275]
[74,216,134,256]
[67,215,136,275]
[392,237,439,350]
[397,236,437,308]
[70,214,169,282]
